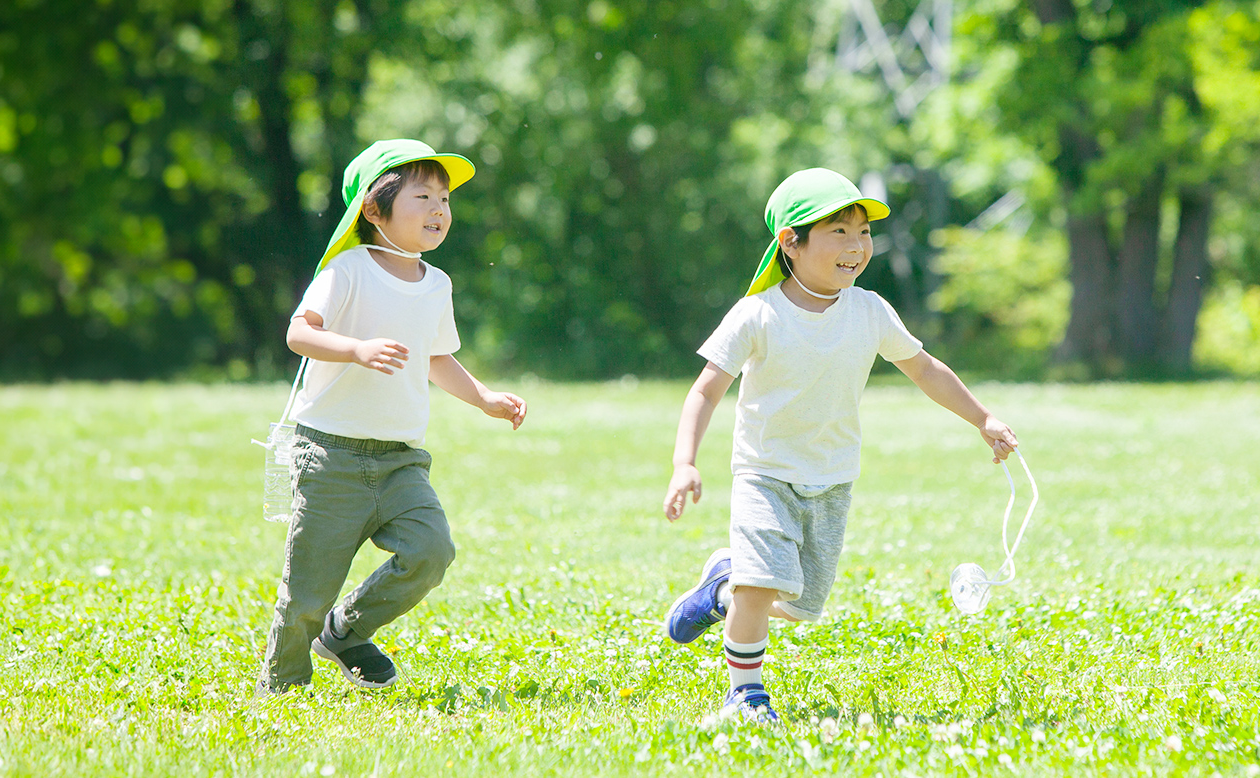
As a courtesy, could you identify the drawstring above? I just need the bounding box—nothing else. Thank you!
[365,225,423,259]
[785,264,843,300]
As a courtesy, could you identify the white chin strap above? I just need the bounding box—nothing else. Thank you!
[785,264,842,300]
[950,448,1039,614]
[367,226,423,259]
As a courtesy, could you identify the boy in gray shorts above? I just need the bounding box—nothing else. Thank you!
[662,168,1019,722]
[258,140,527,693]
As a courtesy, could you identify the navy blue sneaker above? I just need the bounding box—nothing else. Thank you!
[721,683,780,724]
[664,548,732,644]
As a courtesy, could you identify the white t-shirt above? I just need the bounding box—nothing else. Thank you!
[699,284,922,485]
[289,247,460,447]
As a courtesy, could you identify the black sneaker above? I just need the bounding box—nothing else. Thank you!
[312,637,398,688]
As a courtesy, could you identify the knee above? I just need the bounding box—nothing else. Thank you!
[398,534,456,580]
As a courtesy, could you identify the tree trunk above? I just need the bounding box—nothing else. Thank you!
[1055,209,1114,366]
[1160,187,1213,374]
[1115,169,1164,368]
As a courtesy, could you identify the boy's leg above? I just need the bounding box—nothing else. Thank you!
[259,436,374,692]
[774,483,852,623]
[336,447,455,639]
[720,475,815,723]
[722,585,779,723]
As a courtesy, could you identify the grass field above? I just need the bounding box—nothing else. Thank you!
[1,379,1258,776]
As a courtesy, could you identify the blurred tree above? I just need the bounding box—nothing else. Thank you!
[0,0,409,378]
[3,0,1257,380]
[976,0,1260,375]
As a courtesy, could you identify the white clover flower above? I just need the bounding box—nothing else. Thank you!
[946,744,965,759]
[1207,688,1227,704]
[820,717,840,745]
[1031,730,1046,744]
[893,715,908,728]
[999,753,1013,767]
[858,712,875,728]
[713,732,730,754]
[1165,734,1183,752]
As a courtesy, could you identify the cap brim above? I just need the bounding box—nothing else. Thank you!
[744,196,891,297]
[314,152,477,275]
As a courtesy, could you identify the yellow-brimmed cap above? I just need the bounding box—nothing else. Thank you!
[746,168,890,297]
[315,139,476,275]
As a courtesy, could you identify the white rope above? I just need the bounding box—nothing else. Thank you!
[980,448,1038,586]
[251,357,306,450]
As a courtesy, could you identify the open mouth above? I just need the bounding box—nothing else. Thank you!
[837,261,860,272]
[424,223,443,233]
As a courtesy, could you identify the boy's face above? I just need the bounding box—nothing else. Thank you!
[370,174,452,253]
[787,209,873,293]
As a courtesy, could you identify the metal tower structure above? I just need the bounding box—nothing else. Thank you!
[837,0,953,119]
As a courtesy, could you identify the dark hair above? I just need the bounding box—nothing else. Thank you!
[775,202,869,276]
[355,159,452,244]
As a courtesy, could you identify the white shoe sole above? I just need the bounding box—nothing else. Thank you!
[312,637,398,689]
[663,547,732,641]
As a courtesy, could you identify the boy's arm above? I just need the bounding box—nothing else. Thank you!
[892,349,1018,463]
[664,362,736,522]
[428,354,527,430]
[287,312,409,375]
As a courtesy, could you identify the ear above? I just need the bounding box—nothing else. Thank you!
[362,200,384,227]
[777,227,799,258]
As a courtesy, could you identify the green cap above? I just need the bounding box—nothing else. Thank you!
[745,168,890,297]
[315,139,476,274]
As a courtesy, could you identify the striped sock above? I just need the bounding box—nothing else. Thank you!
[723,633,768,691]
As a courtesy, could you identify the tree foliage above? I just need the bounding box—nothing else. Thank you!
[1,0,1258,380]
[965,0,1260,375]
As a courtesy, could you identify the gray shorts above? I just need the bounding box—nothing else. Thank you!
[729,473,852,622]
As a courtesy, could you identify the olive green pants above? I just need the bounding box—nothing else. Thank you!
[259,425,456,691]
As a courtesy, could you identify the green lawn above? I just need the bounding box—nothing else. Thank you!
[1,379,1258,775]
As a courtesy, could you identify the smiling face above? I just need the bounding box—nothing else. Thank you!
[781,205,872,295]
[365,173,452,254]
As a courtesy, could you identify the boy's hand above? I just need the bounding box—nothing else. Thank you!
[480,392,527,430]
[353,339,409,375]
[980,416,1019,463]
[664,464,703,522]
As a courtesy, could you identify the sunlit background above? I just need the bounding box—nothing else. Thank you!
[2,0,1258,381]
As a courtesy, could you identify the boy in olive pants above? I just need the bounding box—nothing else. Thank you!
[258,140,527,693]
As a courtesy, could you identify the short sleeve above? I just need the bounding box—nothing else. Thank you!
[293,266,348,323]
[431,294,461,356]
[698,299,759,378]
[875,294,923,362]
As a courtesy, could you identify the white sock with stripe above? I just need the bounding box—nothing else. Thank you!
[723,630,768,691]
